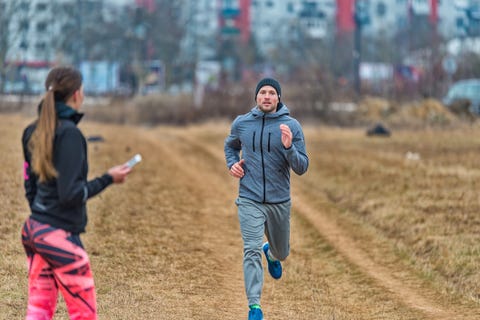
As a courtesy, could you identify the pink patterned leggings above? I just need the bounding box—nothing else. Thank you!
[21,217,97,320]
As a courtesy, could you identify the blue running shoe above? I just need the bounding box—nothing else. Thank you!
[248,306,263,320]
[263,242,282,279]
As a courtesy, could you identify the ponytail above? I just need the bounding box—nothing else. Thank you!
[28,66,82,182]
[29,87,58,182]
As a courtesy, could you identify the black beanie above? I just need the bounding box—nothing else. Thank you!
[255,78,281,101]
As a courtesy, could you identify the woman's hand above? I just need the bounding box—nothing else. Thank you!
[108,164,131,183]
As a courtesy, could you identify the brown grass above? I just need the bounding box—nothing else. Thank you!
[299,125,480,306]
[1,113,479,319]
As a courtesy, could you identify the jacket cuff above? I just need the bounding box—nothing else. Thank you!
[102,173,114,185]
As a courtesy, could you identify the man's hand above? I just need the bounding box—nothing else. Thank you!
[229,159,245,178]
[280,124,292,149]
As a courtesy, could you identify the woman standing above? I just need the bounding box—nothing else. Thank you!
[21,66,131,319]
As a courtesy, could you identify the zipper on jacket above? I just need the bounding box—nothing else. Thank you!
[252,131,256,152]
[268,133,271,152]
[260,115,266,202]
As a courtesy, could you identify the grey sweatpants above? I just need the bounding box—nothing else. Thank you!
[236,197,291,306]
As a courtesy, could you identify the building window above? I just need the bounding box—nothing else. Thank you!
[223,0,235,9]
[287,2,294,13]
[19,20,29,31]
[302,1,317,12]
[456,17,465,29]
[36,2,47,11]
[37,22,47,32]
[35,42,47,50]
[377,2,386,17]
[20,41,28,50]
[19,2,29,11]
[397,17,407,29]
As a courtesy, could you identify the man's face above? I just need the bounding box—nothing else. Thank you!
[256,85,279,113]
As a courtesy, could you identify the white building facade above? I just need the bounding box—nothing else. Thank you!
[250,0,336,55]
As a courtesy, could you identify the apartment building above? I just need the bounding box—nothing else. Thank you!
[2,0,113,65]
[358,0,475,39]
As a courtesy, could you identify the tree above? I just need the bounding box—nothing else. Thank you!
[0,1,23,93]
[52,1,130,66]
[144,0,186,87]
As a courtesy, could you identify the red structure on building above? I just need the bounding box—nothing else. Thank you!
[429,0,438,25]
[135,0,155,13]
[239,0,251,44]
[336,0,355,33]
[219,0,250,44]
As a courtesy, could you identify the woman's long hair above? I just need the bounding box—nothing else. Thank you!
[28,66,83,182]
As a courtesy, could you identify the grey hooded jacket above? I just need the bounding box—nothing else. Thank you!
[224,103,309,204]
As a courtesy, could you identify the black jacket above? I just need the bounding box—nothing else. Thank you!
[22,102,113,233]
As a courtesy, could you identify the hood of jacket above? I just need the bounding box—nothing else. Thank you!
[251,102,289,119]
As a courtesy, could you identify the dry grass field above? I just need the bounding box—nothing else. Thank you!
[1,112,480,319]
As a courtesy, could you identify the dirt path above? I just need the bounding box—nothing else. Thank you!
[2,115,478,319]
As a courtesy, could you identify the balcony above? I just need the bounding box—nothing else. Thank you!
[222,8,240,18]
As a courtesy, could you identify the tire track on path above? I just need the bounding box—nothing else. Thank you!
[291,192,464,320]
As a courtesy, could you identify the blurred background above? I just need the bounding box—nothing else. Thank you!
[1,0,480,125]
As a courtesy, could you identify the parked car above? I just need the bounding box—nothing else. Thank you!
[442,79,480,115]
